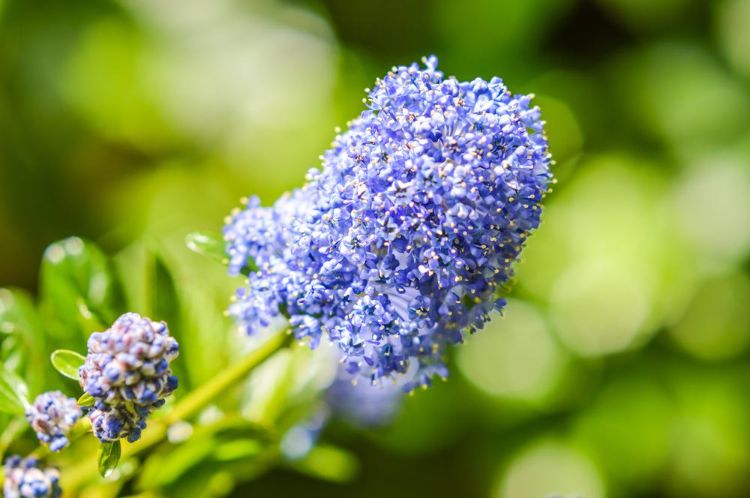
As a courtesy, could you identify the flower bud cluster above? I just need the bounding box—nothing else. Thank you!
[3,456,61,498]
[25,391,81,452]
[80,313,179,442]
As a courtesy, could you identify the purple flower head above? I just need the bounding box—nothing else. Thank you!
[224,190,313,278]
[3,456,61,498]
[25,391,81,452]
[80,313,179,442]
[225,56,552,389]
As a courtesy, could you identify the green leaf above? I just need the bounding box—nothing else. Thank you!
[137,417,273,490]
[185,232,226,263]
[152,257,181,341]
[0,363,28,415]
[51,349,86,380]
[114,245,188,388]
[0,416,27,456]
[78,392,95,407]
[40,237,124,344]
[0,288,47,392]
[177,285,231,388]
[212,439,264,462]
[98,440,121,478]
[138,437,218,488]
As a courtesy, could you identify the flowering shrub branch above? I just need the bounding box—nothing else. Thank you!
[0,56,551,497]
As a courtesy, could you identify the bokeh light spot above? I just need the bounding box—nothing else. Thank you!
[573,376,673,486]
[496,439,605,498]
[671,157,750,264]
[715,0,750,79]
[457,299,566,402]
[667,373,750,497]
[551,261,649,357]
[614,43,749,150]
[669,272,750,361]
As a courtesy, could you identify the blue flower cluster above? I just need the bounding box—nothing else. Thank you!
[25,391,81,452]
[225,56,552,389]
[3,456,61,498]
[79,313,179,442]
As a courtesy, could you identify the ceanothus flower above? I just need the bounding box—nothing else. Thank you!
[25,391,81,452]
[80,313,179,442]
[3,456,61,498]
[225,56,552,389]
[89,403,150,443]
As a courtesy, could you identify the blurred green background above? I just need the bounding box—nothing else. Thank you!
[2,0,750,497]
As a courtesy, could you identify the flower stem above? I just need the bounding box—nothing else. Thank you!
[61,329,291,493]
[164,328,292,424]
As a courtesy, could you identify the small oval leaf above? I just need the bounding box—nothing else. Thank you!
[78,392,95,407]
[51,349,86,381]
[98,440,121,478]
[185,232,226,263]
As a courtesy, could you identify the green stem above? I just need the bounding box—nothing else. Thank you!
[164,329,292,424]
[61,329,291,493]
